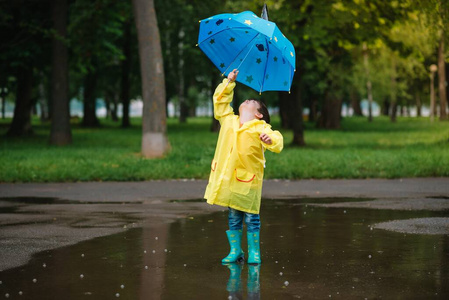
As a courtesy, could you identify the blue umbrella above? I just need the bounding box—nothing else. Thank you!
[197,10,296,94]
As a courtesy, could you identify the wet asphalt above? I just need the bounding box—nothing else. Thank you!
[0,178,448,299]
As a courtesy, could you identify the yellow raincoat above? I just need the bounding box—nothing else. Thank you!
[204,79,284,214]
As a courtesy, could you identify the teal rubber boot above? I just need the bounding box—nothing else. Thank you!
[247,231,261,264]
[247,264,261,299]
[222,229,244,264]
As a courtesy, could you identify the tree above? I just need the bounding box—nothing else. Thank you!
[69,0,126,128]
[133,0,169,157]
[50,0,72,145]
[416,0,448,120]
[2,0,52,136]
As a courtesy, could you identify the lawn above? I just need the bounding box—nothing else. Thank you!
[1,116,448,182]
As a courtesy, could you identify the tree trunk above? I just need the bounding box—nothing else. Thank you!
[112,93,119,122]
[178,30,187,123]
[390,57,397,122]
[82,69,100,127]
[38,74,49,121]
[7,67,34,136]
[1,91,6,119]
[438,36,447,120]
[391,102,398,121]
[50,0,71,144]
[350,90,363,116]
[318,91,342,129]
[416,92,421,117]
[121,19,131,128]
[104,95,111,119]
[382,98,390,116]
[133,0,169,157]
[309,97,317,122]
[363,43,373,122]
[287,71,305,146]
[279,91,290,128]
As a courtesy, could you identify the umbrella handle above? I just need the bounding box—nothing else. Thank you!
[216,79,231,100]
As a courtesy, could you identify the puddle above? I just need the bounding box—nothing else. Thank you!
[0,200,448,299]
[0,197,143,205]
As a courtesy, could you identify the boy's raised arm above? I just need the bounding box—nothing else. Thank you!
[213,69,238,123]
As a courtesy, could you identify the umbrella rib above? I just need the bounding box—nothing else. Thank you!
[259,38,270,93]
[222,33,260,76]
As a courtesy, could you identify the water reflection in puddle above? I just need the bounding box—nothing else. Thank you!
[0,199,448,299]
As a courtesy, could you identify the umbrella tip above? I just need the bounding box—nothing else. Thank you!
[196,44,198,46]
[199,20,201,23]
[261,3,269,21]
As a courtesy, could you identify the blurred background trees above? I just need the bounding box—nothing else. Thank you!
[0,0,447,153]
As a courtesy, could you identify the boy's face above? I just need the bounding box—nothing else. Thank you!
[239,99,263,120]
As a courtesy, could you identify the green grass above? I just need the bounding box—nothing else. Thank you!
[1,116,448,182]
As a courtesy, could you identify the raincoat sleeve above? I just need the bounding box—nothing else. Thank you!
[213,78,236,123]
[263,128,283,153]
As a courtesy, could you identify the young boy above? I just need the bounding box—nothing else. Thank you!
[204,69,284,264]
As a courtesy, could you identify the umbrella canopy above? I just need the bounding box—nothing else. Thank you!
[198,11,296,93]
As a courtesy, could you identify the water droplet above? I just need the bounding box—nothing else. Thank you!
[120,285,125,289]
[368,255,372,259]
[42,263,46,268]
[184,264,187,267]
[275,261,278,264]
[279,272,283,276]
[164,249,168,252]
[5,293,10,298]
[329,295,332,298]
[228,296,232,300]
[0,281,2,284]
[155,237,158,240]
[80,274,84,279]
[284,281,289,286]
[152,250,156,254]
[303,212,306,215]
[81,254,85,258]
[145,266,148,270]
[115,293,120,297]
[18,291,23,296]
[344,210,347,214]
[144,250,147,254]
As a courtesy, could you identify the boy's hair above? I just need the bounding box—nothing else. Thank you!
[254,100,270,124]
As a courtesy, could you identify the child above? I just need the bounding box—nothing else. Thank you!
[204,69,284,264]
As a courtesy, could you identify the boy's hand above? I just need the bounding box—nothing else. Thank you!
[227,69,239,82]
[260,133,272,145]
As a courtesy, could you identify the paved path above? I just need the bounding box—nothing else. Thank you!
[1,178,448,201]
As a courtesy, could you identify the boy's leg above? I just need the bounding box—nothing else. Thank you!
[228,207,244,230]
[245,212,261,264]
[222,207,245,263]
[244,212,260,233]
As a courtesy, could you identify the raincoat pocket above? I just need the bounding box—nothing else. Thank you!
[230,168,255,195]
[211,159,217,171]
